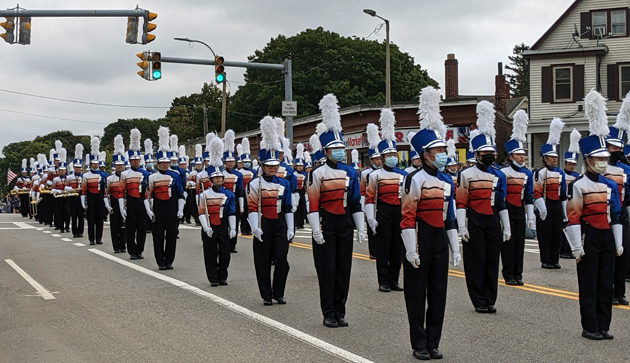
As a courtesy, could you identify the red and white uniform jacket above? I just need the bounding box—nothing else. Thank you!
[240,168,255,192]
[82,170,106,197]
[500,164,534,208]
[456,164,507,215]
[121,168,147,199]
[247,175,292,220]
[51,175,67,193]
[222,169,239,194]
[533,166,566,201]
[566,172,620,230]
[365,166,406,207]
[198,186,236,226]
[105,173,125,200]
[308,160,361,216]
[401,167,456,230]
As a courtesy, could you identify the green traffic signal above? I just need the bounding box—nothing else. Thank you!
[216,73,224,83]
[152,70,162,79]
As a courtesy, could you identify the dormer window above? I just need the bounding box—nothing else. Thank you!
[581,8,629,38]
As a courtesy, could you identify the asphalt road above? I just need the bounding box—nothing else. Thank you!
[1,213,629,362]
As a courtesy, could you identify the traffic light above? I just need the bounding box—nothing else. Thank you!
[18,17,30,45]
[125,16,138,44]
[141,11,157,44]
[1,17,15,44]
[151,52,161,80]
[215,56,225,83]
[136,51,150,80]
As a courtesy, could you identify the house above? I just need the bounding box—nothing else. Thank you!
[523,0,630,168]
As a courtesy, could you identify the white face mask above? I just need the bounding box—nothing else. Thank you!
[591,160,608,174]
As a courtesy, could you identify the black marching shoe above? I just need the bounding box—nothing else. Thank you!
[272,296,286,304]
[166,265,173,270]
[130,254,138,260]
[136,253,144,259]
[96,241,103,245]
[120,249,126,253]
[114,249,120,253]
[65,228,70,233]
[219,280,228,286]
[552,263,561,269]
[412,348,431,360]
[581,330,604,340]
[541,263,554,269]
[560,252,575,259]
[210,282,219,287]
[516,279,525,286]
[158,265,167,270]
[230,248,238,253]
[429,348,443,359]
[369,255,376,260]
[600,330,614,340]
[475,306,489,314]
[336,316,349,327]
[323,317,339,328]
[390,283,404,291]
[612,296,620,305]
[487,305,497,314]
[90,241,96,245]
[378,284,391,292]
[505,279,518,285]
[263,299,273,306]
[617,296,629,305]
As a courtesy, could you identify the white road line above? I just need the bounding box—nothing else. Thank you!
[13,222,37,229]
[88,248,373,363]
[43,231,52,234]
[5,259,56,300]
[61,238,73,242]
[73,243,86,247]
[51,234,61,237]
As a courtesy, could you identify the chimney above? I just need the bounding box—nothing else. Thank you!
[495,62,507,115]
[444,54,458,100]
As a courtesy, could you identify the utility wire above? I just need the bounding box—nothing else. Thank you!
[0,88,170,109]
[0,107,110,125]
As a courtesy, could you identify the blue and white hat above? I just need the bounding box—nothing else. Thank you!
[203,132,216,161]
[57,148,67,170]
[295,143,305,166]
[206,137,225,178]
[446,139,458,166]
[99,151,106,167]
[223,129,236,161]
[504,110,529,155]
[88,137,100,163]
[156,127,172,163]
[258,116,281,166]
[564,129,581,163]
[377,108,397,155]
[143,138,154,163]
[470,100,497,153]
[317,94,345,149]
[113,135,126,165]
[304,151,312,168]
[178,145,187,165]
[53,140,62,161]
[407,132,420,160]
[351,149,360,170]
[540,118,564,157]
[618,92,630,156]
[240,137,252,162]
[579,90,611,158]
[282,138,293,165]
[128,128,142,160]
[20,158,27,173]
[410,87,447,152]
[194,144,203,164]
[169,135,179,162]
[73,143,84,167]
[366,123,381,158]
[309,131,325,164]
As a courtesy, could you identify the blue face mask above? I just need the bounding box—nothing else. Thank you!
[330,149,345,162]
[147,163,154,169]
[170,162,177,167]
[385,156,398,168]
[244,162,251,169]
[431,152,448,171]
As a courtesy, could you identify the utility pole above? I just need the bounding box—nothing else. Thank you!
[221,76,227,138]
[202,103,208,136]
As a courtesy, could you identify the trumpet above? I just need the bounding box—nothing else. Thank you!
[39,185,51,194]
[9,189,31,196]
[53,191,80,198]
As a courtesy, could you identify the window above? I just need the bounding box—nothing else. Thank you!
[612,10,627,35]
[622,66,630,98]
[582,9,628,38]
[592,12,607,36]
[554,67,572,101]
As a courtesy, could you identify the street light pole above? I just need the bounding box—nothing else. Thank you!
[363,9,391,108]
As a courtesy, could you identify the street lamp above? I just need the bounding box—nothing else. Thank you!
[363,9,390,108]
[174,37,227,137]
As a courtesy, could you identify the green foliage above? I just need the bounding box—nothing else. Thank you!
[505,43,530,98]
[228,27,438,132]
[101,118,160,150]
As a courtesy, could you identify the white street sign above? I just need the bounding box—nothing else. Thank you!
[282,101,297,117]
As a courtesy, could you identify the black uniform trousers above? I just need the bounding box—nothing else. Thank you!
[240,197,251,234]
[296,189,307,228]
[501,203,526,282]
[152,197,179,267]
[126,197,147,256]
[536,199,564,265]
[253,214,290,300]
[109,197,126,252]
[404,219,449,351]
[367,225,376,258]
[202,218,231,283]
[375,202,403,287]
[577,225,615,333]
[69,196,84,236]
[560,221,573,256]
[86,194,105,243]
[462,208,502,308]
[54,196,70,231]
[184,189,199,224]
[614,212,630,299]
[19,194,29,217]
[312,209,354,319]
[40,194,53,225]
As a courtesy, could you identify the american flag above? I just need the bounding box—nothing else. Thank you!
[6,168,17,185]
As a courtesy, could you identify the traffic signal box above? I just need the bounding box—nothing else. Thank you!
[215,56,225,83]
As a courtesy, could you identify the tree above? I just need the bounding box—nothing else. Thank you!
[101,118,160,150]
[228,27,438,132]
[505,43,530,98]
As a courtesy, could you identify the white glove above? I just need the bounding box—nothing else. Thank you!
[144,198,155,220]
[499,209,511,242]
[306,200,310,212]
[81,195,87,210]
[103,198,113,214]
[367,219,378,234]
[199,214,213,238]
[352,212,366,244]
[247,212,264,241]
[64,186,73,192]
[401,229,420,268]
[52,189,60,194]
[526,204,535,229]
[307,212,324,244]
[285,213,294,240]
[291,193,299,213]
[456,208,469,242]
[612,224,623,256]
[239,197,245,214]
[564,224,583,261]
[534,198,547,220]
[177,198,185,218]
[562,200,568,222]
[118,198,127,221]
[187,181,195,188]
[360,195,365,210]
[229,215,237,239]
[364,203,377,234]
[184,191,188,199]
[447,229,461,266]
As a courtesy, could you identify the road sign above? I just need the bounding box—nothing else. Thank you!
[282,101,297,117]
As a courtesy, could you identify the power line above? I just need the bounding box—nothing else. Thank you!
[0,108,109,125]
[0,88,170,109]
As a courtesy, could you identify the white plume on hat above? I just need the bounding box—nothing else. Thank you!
[260,116,280,151]
[274,118,285,143]
[351,149,359,164]
[366,123,381,150]
[252,159,259,168]
[309,133,321,154]
[179,145,186,160]
[511,110,529,143]
[468,129,480,152]
[90,137,100,157]
[447,139,457,159]
[206,132,216,150]
[130,128,141,151]
[144,138,153,155]
[319,93,342,134]
[615,91,630,131]
[379,108,397,143]
[99,151,106,163]
[170,134,179,153]
[224,129,235,154]
[584,89,609,137]
[59,148,67,164]
[29,157,35,170]
[296,143,304,160]
[114,135,125,156]
[38,154,47,168]
[49,149,54,163]
[74,143,84,161]
[242,138,251,155]
[282,138,292,162]
[55,140,62,153]
[209,137,224,168]
[476,100,496,140]
[547,118,564,146]
[304,151,311,164]
[418,86,446,138]
[21,158,27,169]
[236,144,243,158]
[195,144,203,158]
[158,127,170,153]
[568,128,581,153]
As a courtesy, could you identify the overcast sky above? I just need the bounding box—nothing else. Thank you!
[0,0,576,156]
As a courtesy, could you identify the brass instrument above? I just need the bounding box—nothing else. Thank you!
[199,180,211,230]
[9,189,31,196]
[30,196,38,216]
[39,185,51,194]
[53,191,80,198]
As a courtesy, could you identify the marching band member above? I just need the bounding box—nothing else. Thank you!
[98,151,107,173]
[565,89,623,340]
[186,144,204,226]
[294,144,308,229]
[456,100,509,313]
[67,144,84,238]
[199,137,237,286]
[365,108,408,292]
[560,129,582,259]
[81,138,108,245]
[14,159,31,218]
[275,118,299,216]
[122,129,150,259]
[145,127,185,270]
[31,157,42,222]
[500,110,534,286]
[246,116,293,305]
[534,118,567,269]
[307,94,365,327]
[105,135,127,253]
[144,138,156,174]
[362,123,383,260]
[464,150,476,168]
[445,139,459,185]
[51,148,70,233]
[400,86,460,361]
[222,130,244,252]
[404,133,422,174]
[238,138,255,235]
[196,133,216,205]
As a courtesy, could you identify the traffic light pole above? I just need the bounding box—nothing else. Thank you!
[0,9,150,17]
[159,56,294,142]
[221,77,227,138]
